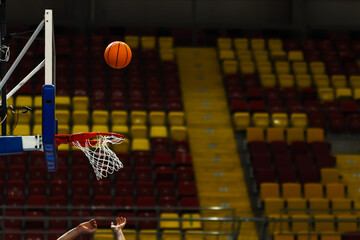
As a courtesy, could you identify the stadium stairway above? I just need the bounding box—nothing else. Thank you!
[176,47,258,240]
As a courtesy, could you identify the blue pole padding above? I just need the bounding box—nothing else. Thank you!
[0,136,24,155]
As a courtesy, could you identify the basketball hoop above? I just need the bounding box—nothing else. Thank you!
[56,132,125,180]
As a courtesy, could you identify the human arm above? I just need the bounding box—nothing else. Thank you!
[57,219,97,240]
[111,217,127,240]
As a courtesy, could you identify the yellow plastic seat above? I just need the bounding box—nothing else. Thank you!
[314,74,330,88]
[141,36,156,49]
[218,49,235,60]
[159,37,174,49]
[16,95,33,108]
[253,50,269,62]
[92,124,109,133]
[297,232,318,240]
[236,50,252,61]
[111,110,128,125]
[112,138,129,153]
[314,214,335,233]
[354,88,360,100]
[309,198,329,215]
[318,88,335,102]
[260,183,280,201]
[168,112,185,126]
[310,61,326,74]
[56,110,70,125]
[160,213,180,229]
[57,124,70,134]
[72,124,90,134]
[332,198,352,216]
[94,229,113,240]
[256,61,272,74]
[304,183,324,199]
[286,128,305,144]
[270,50,287,61]
[32,124,42,135]
[264,198,285,216]
[331,75,348,88]
[275,61,290,74]
[319,233,341,240]
[239,61,255,74]
[271,113,288,128]
[325,183,345,199]
[12,124,30,136]
[149,111,165,126]
[150,126,168,138]
[287,198,307,215]
[320,168,339,184]
[72,96,89,110]
[273,233,295,240]
[337,215,357,233]
[222,60,238,74]
[72,110,89,125]
[33,95,42,108]
[336,88,352,99]
[267,214,290,235]
[55,96,71,109]
[268,39,283,51]
[307,128,324,142]
[266,128,285,142]
[251,38,265,50]
[112,125,129,136]
[182,213,202,229]
[292,61,308,74]
[131,138,150,151]
[124,35,139,49]
[17,110,32,124]
[130,111,147,125]
[278,74,295,88]
[350,75,360,88]
[160,49,175,61]
[288,51,304,61]
[130,125,148,138]
[234,38,249,50]
[33,110,42,124]
[282,183,301,199]
[246,127,264,142]
[291,214,311,232]
[123,229,137,240]
[260,74,276,87]
[170,126,187,140]
[295,74,312,88]
[139,230,157,240]
[184,230,205,240]
[92,110,109,125]
[290,113,308,128]
[162,230,181,240]
[233,112,250,131]
[217,38,232,50]
[252,112,270,128]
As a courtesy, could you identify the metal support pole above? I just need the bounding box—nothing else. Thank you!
[0,0,7,136]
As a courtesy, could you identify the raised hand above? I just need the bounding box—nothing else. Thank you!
[77,219,97,233]
[111,217,127,233]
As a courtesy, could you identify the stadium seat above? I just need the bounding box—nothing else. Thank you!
[291,214,310,232]
[287,198,307,215]
[150,126,168,138]
[309,198,330,215]
[337,215,357,233]
[320,168,339,183]
[282,183,301,199]
[233,112,250,131]
[111,110,128,125]
[271,113,288,128]
[325,183,345,199]
[286,128,305,144]
[266,128,285,142]
[264,198,284,216]
[314,214,335,232]
[252,113,270,128]
[260,183,279,200]
[72,96,89,110]
[332,198,352,216]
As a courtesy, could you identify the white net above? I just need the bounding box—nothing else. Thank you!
[71,134,124,180]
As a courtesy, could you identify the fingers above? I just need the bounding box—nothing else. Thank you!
[117,216,120,225]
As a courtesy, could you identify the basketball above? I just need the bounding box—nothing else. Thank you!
[104,41,132,69]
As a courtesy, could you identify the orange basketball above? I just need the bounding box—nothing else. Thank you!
[104,41,132,69]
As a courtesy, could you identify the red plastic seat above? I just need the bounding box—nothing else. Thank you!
[136,196,156,209]
[166,98,183,111]
[305,101,321,113]
[49,165,68,180]
[49,196,67,207]
[49,210,68,229]
[8,165,26,180]
[72,195,91,207]
[71,180,90,196]
[155,166,173,181]
[115,181,134,197]
[29,165,47,180]
[116,152,131,166]
[93,196,113,207]
[269,141,288,154]
[267,100,284,113]
[274,153,293,169]
[341,100,358,114]
[92,180,111,195]
[49,179,68,196]
[159,196,177,212]
[255,168,276,185]
[175,166,194,182]
[308,113,326,128]
[114,196,134,208]
[71,210,91,228]
[136,181,154,196]
[138,212,157,229]
[114,166,133,181]
[283,88,300,101]
[328,113,345,133]
[311,141,331,155]
[291,141,309,155]
[180,196,200,212]
[25,211,45,229]
[246,87,263,100]
[148,98,164,111]
[178,181,197,197]
[287,100,304,113]
[301,88,318,101]
[249,100,266,112]
[151,138,170,152]
[172,140,190,153]
[5,210,22,229]
[298,168,320,183]
[7,180,25,196]
[71,166,89,180]
[134,166,152,181]
[6,195,25,206]
[175,153,193,166]
[157,182,176,197]
[324,101,340,113]
[230,99,248,112]
[295,154,314,169]
[348,114,360,132]
[276,168,297,184]
[27,181,47,196]
[315,154,336,168]
[251,153,272,171]
[227,86,244,99]
[248,141,268,154]
[8,153,27,165]
[133,151,151,166]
